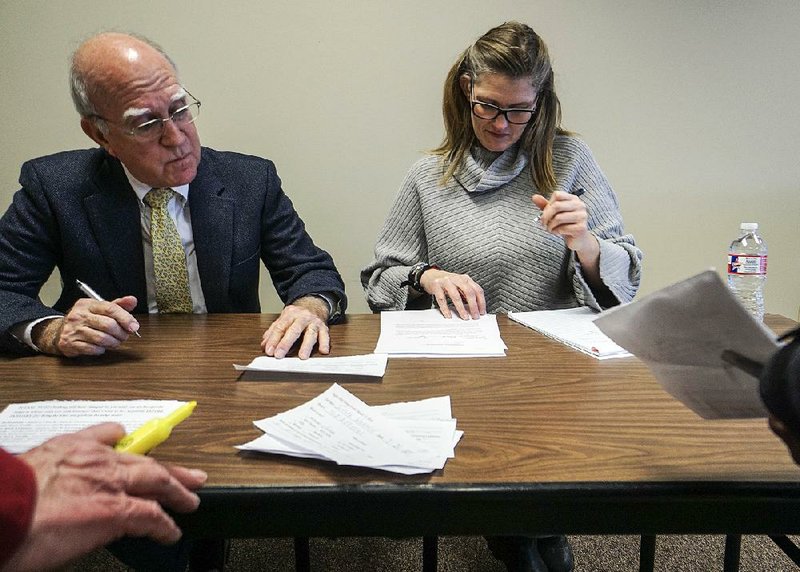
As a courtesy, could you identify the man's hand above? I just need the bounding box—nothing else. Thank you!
[260,295,330,359]
[3,423,207,572]
[419,268,486,320]
[33,296,140,357]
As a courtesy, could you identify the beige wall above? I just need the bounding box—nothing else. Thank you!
[1,1,798,319]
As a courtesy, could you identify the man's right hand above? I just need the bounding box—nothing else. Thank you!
[32,296,140,356]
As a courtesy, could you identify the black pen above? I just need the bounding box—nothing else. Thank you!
[534,187,585,223]
[75,279,141,337]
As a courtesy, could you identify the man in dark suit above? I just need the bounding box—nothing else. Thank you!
[0,31,346,359]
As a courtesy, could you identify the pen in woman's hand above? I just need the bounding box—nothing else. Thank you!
[533,187,585,223]
[75,279,142,337]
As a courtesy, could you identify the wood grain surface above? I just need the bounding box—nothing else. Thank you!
[2,313,798,489]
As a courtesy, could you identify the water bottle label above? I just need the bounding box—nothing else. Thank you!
[727,254,767,275]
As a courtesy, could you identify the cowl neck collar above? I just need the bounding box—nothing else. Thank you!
[454,141,528,193]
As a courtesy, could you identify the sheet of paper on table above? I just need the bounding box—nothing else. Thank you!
[0,400,188,454]
[234,353,388,381]
[374,309,507,357]
[594,270,780,419]
[237,383,462,474]
[508,307,632,359]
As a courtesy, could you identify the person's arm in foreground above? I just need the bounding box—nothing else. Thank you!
[1,423,206,572]
[760,328,800,465]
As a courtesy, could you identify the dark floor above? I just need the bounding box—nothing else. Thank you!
[74,534,800,571]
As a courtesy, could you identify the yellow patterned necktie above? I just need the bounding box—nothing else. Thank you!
[143,188,193,313]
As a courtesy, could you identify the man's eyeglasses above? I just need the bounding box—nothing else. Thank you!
[94,90,201,141]
[470,80,535,125]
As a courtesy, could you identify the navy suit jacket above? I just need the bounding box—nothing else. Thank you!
[0,147,346,354]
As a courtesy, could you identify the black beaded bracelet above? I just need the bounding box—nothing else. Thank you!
[400,262,439,292]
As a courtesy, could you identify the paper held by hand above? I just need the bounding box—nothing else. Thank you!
[594,270,779,419]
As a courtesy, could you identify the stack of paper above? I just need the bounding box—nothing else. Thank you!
[237,383,462,474]
[508,307,632,360]
[374,309,507,357]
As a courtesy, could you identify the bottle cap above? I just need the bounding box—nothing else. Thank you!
[740,222,758,231]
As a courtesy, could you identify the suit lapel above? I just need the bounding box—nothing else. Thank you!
[189,155,233,312]
[83,156,148,311]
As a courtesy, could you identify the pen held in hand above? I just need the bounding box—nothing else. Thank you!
[75,279,141,337]
[533,187,585,223]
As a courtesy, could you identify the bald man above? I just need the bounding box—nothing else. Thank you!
[0,32,346,359]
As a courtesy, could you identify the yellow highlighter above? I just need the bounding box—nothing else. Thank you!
[115,401,197,455]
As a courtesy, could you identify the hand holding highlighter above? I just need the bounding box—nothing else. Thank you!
[115,401,197,454]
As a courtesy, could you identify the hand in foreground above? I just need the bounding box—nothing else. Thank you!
[419,268,486,320]
[532,192,599,258]
[261,295,330,359]
[3,423,207,572]
[33,296,141,357]
[768,414,800,466]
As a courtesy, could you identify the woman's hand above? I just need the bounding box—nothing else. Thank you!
[532,191,598,257]
[419,268,486,320]
[533,191,604,290]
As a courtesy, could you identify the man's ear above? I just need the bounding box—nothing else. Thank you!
[80,117,116,157]
[458,74,472,99]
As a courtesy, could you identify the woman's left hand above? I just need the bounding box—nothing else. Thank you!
[532,191,598,260]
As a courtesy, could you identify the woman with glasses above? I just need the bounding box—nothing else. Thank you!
[362,21,642,572]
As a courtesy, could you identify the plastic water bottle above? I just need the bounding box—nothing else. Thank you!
[727,222,768,321]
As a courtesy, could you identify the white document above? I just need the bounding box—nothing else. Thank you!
[371,396,462,457]
[594,270,779,419]
[372,395,453,420]
[374,309,507,357]
[508,307,632,359]
[237,384,461,474]
[0,400,187,454]
[234,353,388,378]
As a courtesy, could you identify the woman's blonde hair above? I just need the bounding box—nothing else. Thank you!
[433,21,566,195]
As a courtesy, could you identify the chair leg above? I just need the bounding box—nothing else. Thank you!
[723,534,741,572]
[639,535,656,572]
[294,537,310,572]
[769,535,800,566]
[422,536,438,572]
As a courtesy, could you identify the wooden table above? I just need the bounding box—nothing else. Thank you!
[2,313,799,564]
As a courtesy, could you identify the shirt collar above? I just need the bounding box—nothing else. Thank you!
[122,165,190,203]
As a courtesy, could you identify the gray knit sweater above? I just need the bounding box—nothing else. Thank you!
[361,136,642,313]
